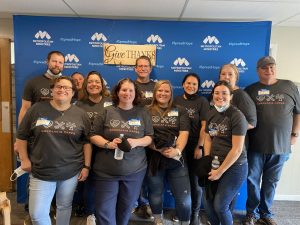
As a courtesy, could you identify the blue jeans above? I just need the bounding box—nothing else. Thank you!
[134,176,150,208]
[29,174,78,225]
[94,169,146,225]
[186,140,203,214]
[246,152,289,219]
[84,171,96,215]
[203,162,248,225]
[147,159,191,221]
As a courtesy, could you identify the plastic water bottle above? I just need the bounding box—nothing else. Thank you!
[114,134,124,160]
[211,156,220,170]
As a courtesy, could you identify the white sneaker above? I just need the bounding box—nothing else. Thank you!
[154,217,164,225]
[87,214,96,225]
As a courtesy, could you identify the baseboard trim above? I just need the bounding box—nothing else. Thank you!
[275,195,300,201]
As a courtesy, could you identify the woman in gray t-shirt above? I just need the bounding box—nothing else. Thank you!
[90,78,153,225]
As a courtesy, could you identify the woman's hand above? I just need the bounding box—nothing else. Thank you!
[208,169,223,181]
[78,168,89,181]
[161,147,179,158]
[21,158,32,172]
[106,138,121,150]
[194,148,202,159]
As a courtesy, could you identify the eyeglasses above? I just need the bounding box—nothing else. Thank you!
[137,65,150,69]
[54,85,73,91]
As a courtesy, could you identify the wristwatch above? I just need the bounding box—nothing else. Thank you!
[175,148,182,156]
[198,146,204,150]
[83,165,91,170]
[104,141,110,149]
[291,132,299,137]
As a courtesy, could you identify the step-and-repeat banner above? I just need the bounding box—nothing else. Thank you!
[14,15,271,208]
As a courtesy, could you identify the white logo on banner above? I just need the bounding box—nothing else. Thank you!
[174,58,189,66]
[91,33,107,42]
[89,32,108,47]
[64,54,82,69]
[200,80,215,95]
[231,58,246,67]
[147,34,163,43]
[171,57,192,72]
[65,54,80,63]
[203,36,219,45]
[200,35,221,51]
[146,34,165,50]
[33,30,53,46]
[201,80,215,88]
[230,58,248,73]
[35,31,51,39]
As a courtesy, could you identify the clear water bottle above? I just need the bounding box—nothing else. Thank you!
[114,134,124,160]
[211,156,220,169]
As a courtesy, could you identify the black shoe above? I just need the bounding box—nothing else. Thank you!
[74,205,85,217]
[257,217,277,225]
[190,213,200,225]
[242,214,258,225]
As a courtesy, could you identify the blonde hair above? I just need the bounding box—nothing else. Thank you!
[149,80,174,116]
[219,64,239,82]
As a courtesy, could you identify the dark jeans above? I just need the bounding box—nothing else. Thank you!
[204,162,248,225]
[246,152,289,219]
[147,159,191,221]
[94,169,146,225]
[186,140,203,215]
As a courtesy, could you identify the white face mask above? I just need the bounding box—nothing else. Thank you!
[46,69,62,79]
[214,104,230,113]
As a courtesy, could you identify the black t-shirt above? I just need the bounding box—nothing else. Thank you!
[232,89,257,127]
[245,79,300,154]
[148,105,190,169]
[205,106,248,164]
[76,96,112,123]
[22,74,54,104]
[174,95,209,139]
[135,80,156,106]
[17,101,91,180]
[91,105,153,178]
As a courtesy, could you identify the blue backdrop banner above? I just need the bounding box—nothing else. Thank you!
[14,15,271,208]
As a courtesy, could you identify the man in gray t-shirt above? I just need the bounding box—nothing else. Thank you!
[243,56,300,225]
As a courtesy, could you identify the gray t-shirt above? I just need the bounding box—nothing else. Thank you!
[206,106,248,164]
[17,101,91,180]
[22,74,54,104]
[245,79,300,154]
[91,105,153,178]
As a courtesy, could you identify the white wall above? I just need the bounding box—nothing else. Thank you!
[1,18,300,200]
[0,18,13,39]
[271,27,300,200]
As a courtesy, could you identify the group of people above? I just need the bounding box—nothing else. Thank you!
[15,51,300,225]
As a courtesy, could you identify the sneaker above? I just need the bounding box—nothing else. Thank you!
[74,205,85,217]
[190,213,200,225]
[140,205,154,219]
[242,214,257,225]
[172,215,179,222]
[87,214,96,225]
[257,217,277,225]
[153,217,164,225]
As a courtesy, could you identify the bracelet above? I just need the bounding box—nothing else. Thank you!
[175,148,182,156]
[83,165,91,170]
[104,141,110,149]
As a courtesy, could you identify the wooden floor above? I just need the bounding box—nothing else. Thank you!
[1,192,300,225]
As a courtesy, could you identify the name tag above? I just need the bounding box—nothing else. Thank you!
[168,110,179,117]
[128,119,141,126]
[144,91,153,98]
[258,89,270,95]
[36,118,51,126]
[104,101,113,108]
